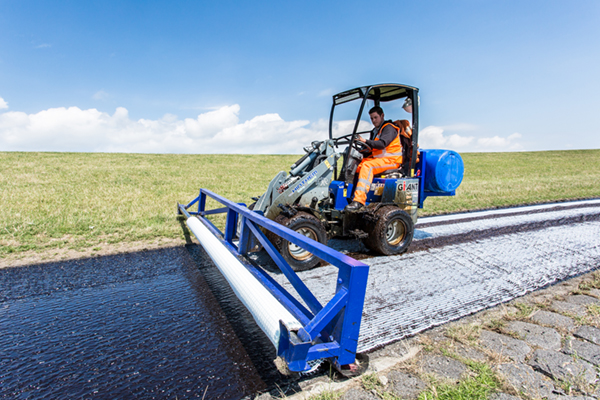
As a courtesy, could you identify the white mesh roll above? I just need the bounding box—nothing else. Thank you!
[187,217,302,348]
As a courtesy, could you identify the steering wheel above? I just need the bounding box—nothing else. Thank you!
[352,139,372,154]
[334,131,372,146]
[333,133,354,146]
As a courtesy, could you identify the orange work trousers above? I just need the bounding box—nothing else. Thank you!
[353,157,400,204]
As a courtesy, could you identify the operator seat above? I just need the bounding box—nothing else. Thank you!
[374,167,403,179]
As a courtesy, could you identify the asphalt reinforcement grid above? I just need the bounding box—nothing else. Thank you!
[259,199,600,353]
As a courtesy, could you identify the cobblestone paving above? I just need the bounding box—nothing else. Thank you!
[268,270,600,400]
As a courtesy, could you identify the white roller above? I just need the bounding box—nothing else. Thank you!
[186,217,302,347]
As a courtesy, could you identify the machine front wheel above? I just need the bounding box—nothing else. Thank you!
[363,207,414,255]
[272,212,327,272]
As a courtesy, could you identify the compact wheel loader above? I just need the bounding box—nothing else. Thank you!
[249,83,464,271]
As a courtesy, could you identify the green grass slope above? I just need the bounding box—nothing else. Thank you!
[1,150,599,257]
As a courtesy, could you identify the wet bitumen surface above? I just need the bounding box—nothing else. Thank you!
[0,246,295,399]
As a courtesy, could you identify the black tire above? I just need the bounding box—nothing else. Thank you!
[363,206,413,255]
[271,212,327,272]
[265,213,288,249]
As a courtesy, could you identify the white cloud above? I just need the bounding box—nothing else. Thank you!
[419,126,475,149]
[0,103,333,154]
[419,125,522,152]
[92,90,109,100]
[0,98,525,154]
[477,133,522,150]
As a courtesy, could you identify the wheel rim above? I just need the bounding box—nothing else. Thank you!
[288,227,318,261]
[386,218,406,246]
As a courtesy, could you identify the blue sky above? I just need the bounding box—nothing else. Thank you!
[1,1,599,154]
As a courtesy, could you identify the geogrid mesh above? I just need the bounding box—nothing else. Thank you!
[269,203,600,352]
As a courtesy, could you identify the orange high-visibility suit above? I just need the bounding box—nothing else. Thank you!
[353,122,404,205]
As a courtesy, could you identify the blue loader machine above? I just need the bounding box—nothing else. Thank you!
[250,83,464,270]
[179,83,464,374]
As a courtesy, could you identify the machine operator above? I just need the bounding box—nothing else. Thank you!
[344,105,406,212]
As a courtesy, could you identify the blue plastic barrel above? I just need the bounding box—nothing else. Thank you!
[422,149,464,193]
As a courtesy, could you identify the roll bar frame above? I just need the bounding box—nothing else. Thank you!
[328,83,420,178]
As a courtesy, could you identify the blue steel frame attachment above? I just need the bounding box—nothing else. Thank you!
[178,188,369,372]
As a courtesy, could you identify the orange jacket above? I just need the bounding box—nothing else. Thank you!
[371,122,403,163]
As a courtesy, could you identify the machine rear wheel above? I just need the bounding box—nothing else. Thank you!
[363,206,413,255]
[271,212,327,272]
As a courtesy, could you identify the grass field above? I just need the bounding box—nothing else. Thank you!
[1,149,599,258]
